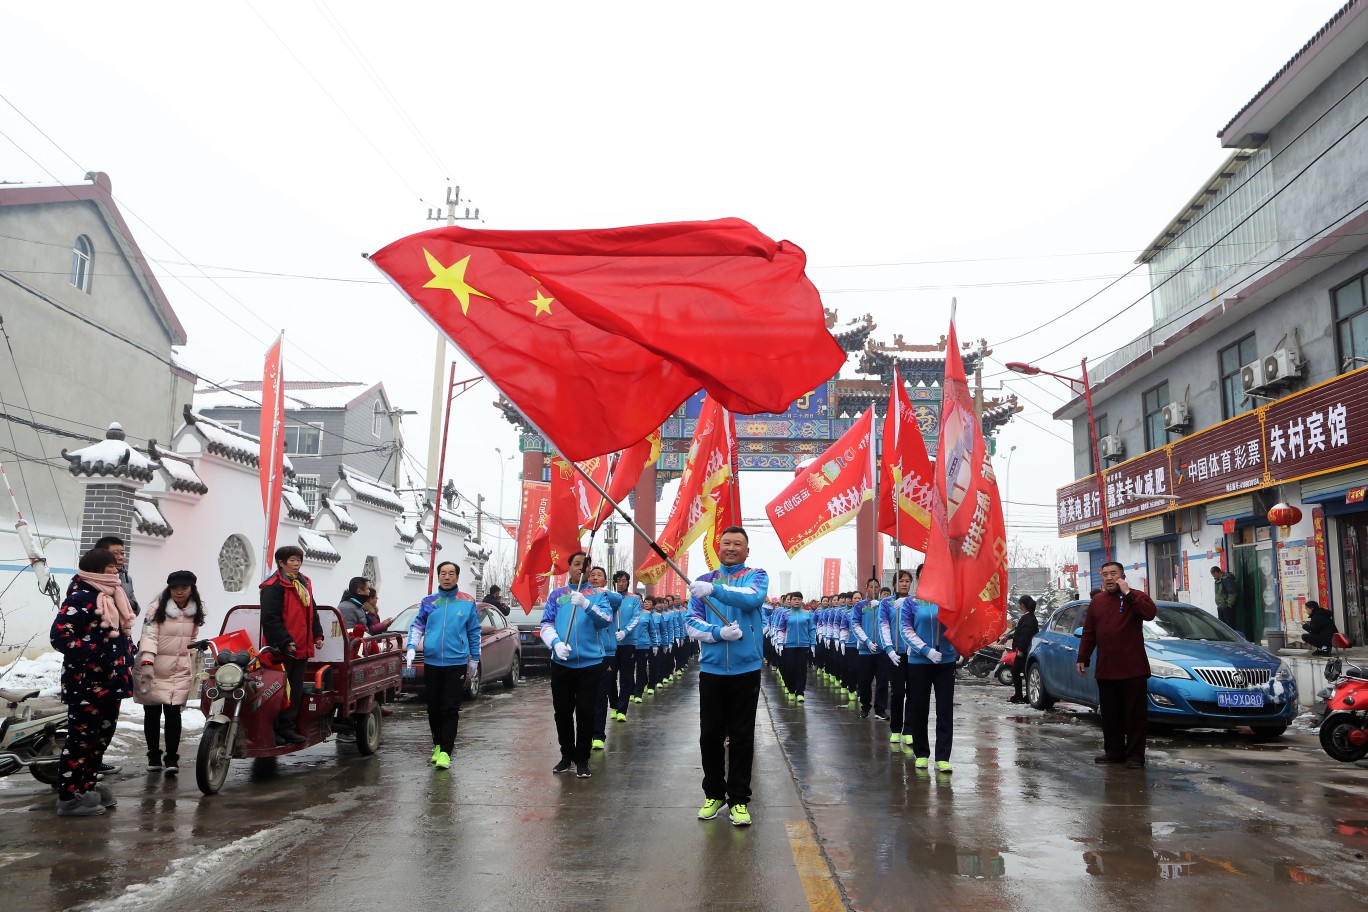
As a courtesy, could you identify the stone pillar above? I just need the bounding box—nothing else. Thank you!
[856,498,882,589]
[633,463,658,595]
[78,483,140,558]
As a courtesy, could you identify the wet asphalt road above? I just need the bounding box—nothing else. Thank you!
[4,665,1368,912]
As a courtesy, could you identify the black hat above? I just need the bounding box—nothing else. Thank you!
[166,570,197,587]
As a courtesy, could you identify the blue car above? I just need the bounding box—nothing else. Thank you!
[1025,600,1298,739]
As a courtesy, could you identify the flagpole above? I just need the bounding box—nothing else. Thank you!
[893,367,903,577]
[869,401,878,589]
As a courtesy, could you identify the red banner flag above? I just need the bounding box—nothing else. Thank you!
[916,317,1008,657]
[368,219,844,461]
[657,553,690,600]
[879,367,935,553]
[702,409,740,572]
[259,335,286,578]
[511,459,583,612]
[636,398,735,584]
[766,408,876,558]
[575,432,662,532]
[822,558,841,597]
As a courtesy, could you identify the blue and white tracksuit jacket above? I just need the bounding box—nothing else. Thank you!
[899,598,960,666]
[595,589,625,656]
[631,609,654,649]
[775,608,813,649]
[616,594,642,650]
[853,598,881,655]
[407,587,481,667]
[878,596,910,658]
[686,563,770,675]
[540,582,616,669]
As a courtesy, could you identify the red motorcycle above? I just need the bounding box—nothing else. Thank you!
[1318,633,1368,762]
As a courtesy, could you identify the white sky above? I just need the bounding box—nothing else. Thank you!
[1,1,1348,595]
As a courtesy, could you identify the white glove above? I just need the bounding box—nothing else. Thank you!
[719,623,743,642]
[839,642,846,654]
[652,646,659,655]
[570,591,589,609]
[554,642,571,661]
[926,649,943,664]
[406,647,416,668]
[887,651,901,667]
[689,580,714,599]
[466,661,477,679]
[776,644,784,655]
[616,630,626,642]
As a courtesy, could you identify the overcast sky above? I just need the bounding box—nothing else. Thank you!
[1,1,1348,594]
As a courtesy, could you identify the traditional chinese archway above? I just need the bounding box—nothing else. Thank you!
[501,311,1021,590]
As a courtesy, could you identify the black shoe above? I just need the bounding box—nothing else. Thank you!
[276,728,306,745]
[98,762,122,775]
[1125,758,1146,769]
[575,762,592,779]
[1008,696,1025,704]
[1094,754,1123,764]
[860,710,870,719]
[274,732,288,746]
[873,712,889,722]
[552,758,573,775]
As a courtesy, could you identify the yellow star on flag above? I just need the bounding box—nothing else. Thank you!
[422,250,491,315]
[529,290,554,316]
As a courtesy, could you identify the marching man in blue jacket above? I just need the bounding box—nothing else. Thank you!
[541,551,615,778]
[406,560,481,771]
[686,526,769,827]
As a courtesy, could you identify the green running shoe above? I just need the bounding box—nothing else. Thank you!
[698,798,725,820]
[935,761,953,774]
[645,687,655,695]
[632,695,643,703]
[890,733,901,744]
[729,803,752,827]
[914,757,929,769]
[796,694,805,703]
[592,739,606,750]
[902,734,914,746]
[431,745,441,763]
[434,751,451,770]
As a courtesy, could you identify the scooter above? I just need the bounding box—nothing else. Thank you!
[992,647,1019,687]
[0,687,67,785]
[1318,633,1368,762]
[961,636,1009,679]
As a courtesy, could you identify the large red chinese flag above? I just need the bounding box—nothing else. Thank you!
[879,367,934,553]
[915,317,1008,657]
[766,408,875,558]
[368,219,844,461]
[259,335,286,578]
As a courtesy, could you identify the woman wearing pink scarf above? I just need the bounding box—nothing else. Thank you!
[50,547,136,817]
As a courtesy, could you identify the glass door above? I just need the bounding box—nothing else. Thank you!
[1338,519,1368,646]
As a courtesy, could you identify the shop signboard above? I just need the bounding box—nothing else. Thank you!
[1169,412,1264,506]
[1264,368,1368,485]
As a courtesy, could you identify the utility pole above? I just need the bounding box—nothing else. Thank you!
[476,493,484,544]
[605,519,618,576]
[424,186,481,501]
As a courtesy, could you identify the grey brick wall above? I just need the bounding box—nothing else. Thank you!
[79,483,137,563]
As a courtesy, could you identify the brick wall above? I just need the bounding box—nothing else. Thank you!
[79,483,137,563]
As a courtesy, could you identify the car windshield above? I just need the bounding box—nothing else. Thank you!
[1142,606,1241,642]
[387,606,418,633]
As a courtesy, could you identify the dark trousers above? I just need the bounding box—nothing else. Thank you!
[593,652,618,740]
[907,663,956,761]
[277,658,307,729]
[142,704,183,759]
[856,653,889,715]
[424,663,468,753]
[59,699,121,800]
[1097,676,1149,762]
[1012,654,1028,699]
[699,670,761,805]
[651,651,668,686]
[551,661,602,763]
[780,647,810,695]
[888,659,912,734]
[614,645,636,713]
[633,649,650,696]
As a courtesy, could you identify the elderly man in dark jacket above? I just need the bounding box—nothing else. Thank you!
[1078,561,1157,769]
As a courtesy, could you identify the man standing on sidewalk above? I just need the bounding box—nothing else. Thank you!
[1078,561,1158,769]
[686,527,769,827]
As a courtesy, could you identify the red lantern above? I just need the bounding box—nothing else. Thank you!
[1267,502,1303,534]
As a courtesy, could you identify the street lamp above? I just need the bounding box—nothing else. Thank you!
[1004,445,1017,538]
[1005,358,1111,561]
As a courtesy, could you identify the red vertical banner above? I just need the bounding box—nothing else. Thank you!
[514,481,551,569]
[1313,506,1330,608]
[259,335,285,577]
[822,558,841,596]
[658,553,690,600]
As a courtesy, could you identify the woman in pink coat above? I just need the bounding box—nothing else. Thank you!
[134,570,205,775]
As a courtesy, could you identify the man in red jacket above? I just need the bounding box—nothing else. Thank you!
[1077,561,1157,769]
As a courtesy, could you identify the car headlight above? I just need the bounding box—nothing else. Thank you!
[1276,660,1292,681]
[214,662,244,688]
[1148,658,1191,679]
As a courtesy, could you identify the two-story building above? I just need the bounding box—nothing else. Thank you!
[1055,1,1368,647]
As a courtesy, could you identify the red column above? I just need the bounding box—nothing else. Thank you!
[856,498,882,588]
[633,463,658,595]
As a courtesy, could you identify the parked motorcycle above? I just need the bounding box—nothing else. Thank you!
[992,647,1019,687]
[0,687,67,784]
[961,638,1009,679]
[1318,633,1368,762]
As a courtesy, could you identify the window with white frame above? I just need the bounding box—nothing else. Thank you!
[295,474,321,512]
[218,419,242,431]
[284,423,323,456]
[70,235,93,292]
[373,401,384,437]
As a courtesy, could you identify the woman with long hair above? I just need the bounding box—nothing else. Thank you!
[134,570,206,775]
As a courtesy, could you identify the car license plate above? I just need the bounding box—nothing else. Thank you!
[1216,691,1264,708]
[520,633,532,643]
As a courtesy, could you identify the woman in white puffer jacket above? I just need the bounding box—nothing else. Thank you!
[134,569,205,775]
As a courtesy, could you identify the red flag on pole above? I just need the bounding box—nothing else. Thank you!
[879,366,935,553]
[511,459,582,611]
[915,316,1008,657]
[368,219,844,461]
[821,558,842,597]
[702,409,740,572]
[575,432,662,533]
[259,335,286,577]
[765,408,876,558]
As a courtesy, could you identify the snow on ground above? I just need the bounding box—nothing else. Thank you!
[0,652,63,696]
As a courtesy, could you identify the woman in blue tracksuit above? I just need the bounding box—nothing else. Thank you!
[774,592,814,701]
[631,596,654,702]
[900,591,960,773]
[540,552,615,778]
[406,560,481,770]
[879,570,915,746]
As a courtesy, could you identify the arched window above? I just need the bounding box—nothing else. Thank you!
[373,400,385,437]
[69,235,93,292]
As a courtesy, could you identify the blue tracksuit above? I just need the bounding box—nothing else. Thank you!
[648,610,665,650]
[900,599,960,665]
[878,596,909,656]
[596,589,624,655]
[540,582,615,669]
[617,594,642,647]
[853,598,881,654]
[686,563,770,675]
[631,609,653,649]
[776,608,814,648]
[407,587,481,666]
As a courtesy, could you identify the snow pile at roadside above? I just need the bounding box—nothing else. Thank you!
[0,653,63,697]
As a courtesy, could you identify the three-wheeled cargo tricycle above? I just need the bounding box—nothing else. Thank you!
[190,604,404,794]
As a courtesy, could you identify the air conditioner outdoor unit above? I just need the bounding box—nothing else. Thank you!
[1099,435,1124,461]
[1240,359,1269,394]
[1162,401,1190,431]
[1262,348,1302,386]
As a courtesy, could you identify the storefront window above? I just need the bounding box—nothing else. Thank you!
[1150,538,1181,601]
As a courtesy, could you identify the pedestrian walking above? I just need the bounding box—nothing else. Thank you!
[1007,595,1039,704]
[1078,561,1158,769]
[540,551,615,778]
[610,572,641,722]
[879,569,914,746]
[853,578,889,720]
[134,570,205,776]
[50,547,135,816]
[631,596,654,702]
[406,561,481,770]
[1210,565,1238,630]
[774,592,813,702]
[901,590,959,773]
[687,527,769,827]
[588,566,624,750]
